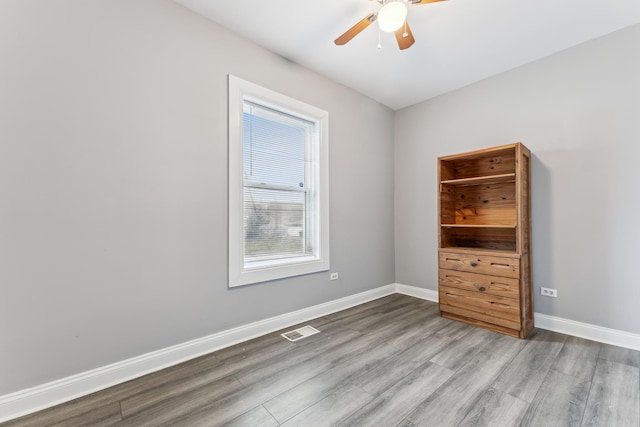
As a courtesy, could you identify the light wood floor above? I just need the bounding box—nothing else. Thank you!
[3,294,640,426]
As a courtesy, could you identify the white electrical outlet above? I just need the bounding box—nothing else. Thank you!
[330,272,339,281]
[540,287,557,297]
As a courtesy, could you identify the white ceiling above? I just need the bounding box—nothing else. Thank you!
[175,0,640,110]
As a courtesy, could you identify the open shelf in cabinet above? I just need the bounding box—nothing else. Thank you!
[439,145,516,181]
[440,179,516,226]
[440,225,517,252]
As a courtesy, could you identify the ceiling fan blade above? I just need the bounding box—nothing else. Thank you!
[335,13,377,45]
[395,21,415,50]
[410,0,447,4]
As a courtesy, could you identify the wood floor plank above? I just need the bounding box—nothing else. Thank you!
[279,383,373,427]
[325,295,394,318]
[335,299,427,333]
[492,328,567,403]
[48,401,122,427]
[434,317,476,339]
[1,391,121,427]
[312,301,441,369]
[553,335,601,382]
[339,361,453,427]
[94,352,224,406]
[119,362,240,417]
[146,355,335,426]
[114,375,244,426]
[213,326,301,362]
[457,387,529,427]
[520,369,590,426]
[324,294,408,322]
[352,333,455,396]
[398,334,526,427]
[374,294,428,315]
[340,301,436,341]
[262,359,366,423]
[582,359,640,427]
[429,326,498,371]
[224,405,279,427]
[215,331,300,374]
[418,313,487,340]
[598,343,640,369]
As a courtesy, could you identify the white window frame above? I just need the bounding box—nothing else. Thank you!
[228,75,330,288]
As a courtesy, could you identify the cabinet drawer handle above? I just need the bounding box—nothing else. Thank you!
[491,262,511,268]
[478,286,486,292]
[490,281,510,287]
[490,301,511,308]
[470,262,478,267]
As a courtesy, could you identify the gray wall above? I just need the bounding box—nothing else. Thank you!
[0,0,395,395]
[395,24,640,335]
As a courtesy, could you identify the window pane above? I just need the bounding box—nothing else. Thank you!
[243,104,306,188]
[244,187,308,260]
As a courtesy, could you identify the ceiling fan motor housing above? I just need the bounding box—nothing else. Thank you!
[378,1,408,33]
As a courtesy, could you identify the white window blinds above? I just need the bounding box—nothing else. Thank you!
[243,101,313,261]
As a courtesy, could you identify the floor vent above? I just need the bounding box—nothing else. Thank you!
[281,325,320,342]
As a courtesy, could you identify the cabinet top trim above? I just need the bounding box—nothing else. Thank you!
[438,142,529,161]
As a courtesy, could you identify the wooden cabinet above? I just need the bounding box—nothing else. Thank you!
[438,143,533,338]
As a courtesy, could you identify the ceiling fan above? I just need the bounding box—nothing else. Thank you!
[335,0,446,50]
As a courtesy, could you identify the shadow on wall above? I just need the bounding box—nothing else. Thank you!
[531,147,615,328]
[530,153,553,316]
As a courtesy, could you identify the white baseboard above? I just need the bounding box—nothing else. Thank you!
[394,283,438,302]
[3,282,640,422]
[0,284,395,422]
[534,313,640,351]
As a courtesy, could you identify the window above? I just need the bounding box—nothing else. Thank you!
[228,75,329,287]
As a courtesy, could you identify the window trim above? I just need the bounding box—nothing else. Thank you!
[228,75,330,288]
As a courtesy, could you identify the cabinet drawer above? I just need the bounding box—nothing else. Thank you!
[439,270,520,299]
[439,251,520,278]
[439,285,520,325]
[440,304,521,332]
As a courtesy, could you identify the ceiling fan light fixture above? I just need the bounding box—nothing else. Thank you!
[377,1,407,33]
